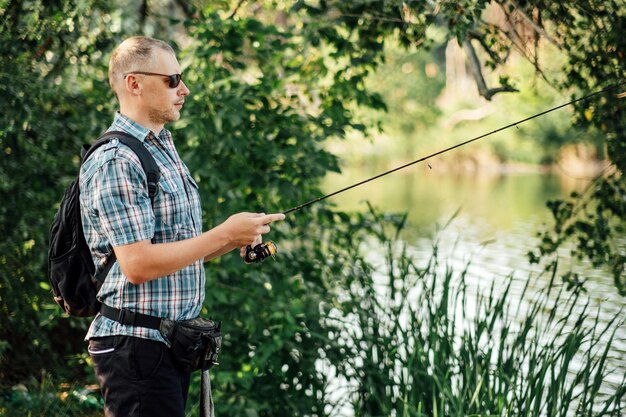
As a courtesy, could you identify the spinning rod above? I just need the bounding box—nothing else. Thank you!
[245,81,625,263]
[282,81,626,215]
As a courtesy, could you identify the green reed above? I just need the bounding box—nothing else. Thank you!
[325,210,625,417]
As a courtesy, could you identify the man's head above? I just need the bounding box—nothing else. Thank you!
[109,36,189,132]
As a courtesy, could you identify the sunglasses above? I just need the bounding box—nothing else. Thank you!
[124,71,183,88]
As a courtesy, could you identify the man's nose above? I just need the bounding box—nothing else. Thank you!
[178,80,190,96]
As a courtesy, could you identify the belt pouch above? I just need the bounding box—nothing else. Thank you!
[160,317,222,373]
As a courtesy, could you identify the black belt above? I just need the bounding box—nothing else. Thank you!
[100,304,162,330]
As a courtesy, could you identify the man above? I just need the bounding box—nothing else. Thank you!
[80,36,284,417]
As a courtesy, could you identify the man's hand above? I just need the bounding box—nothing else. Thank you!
[220,212,285,247]
[240,234,263,259]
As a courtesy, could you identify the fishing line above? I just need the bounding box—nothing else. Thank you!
[282,81,626,215]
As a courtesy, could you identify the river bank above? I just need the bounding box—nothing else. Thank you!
[329,139,608,178]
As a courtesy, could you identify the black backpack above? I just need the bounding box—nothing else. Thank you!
[48,131,160,317]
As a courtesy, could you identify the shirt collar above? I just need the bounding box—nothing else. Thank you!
[110,112,156,143]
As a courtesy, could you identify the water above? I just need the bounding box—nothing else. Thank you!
[323,165,626,402]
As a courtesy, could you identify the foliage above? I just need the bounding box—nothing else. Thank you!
[0,372,102,417]
[0,0,119,385]
[527,1,626,295]
[530,172,626,295]
[172,4,387,414]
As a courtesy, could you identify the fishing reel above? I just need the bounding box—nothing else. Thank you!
[244,241,278,264]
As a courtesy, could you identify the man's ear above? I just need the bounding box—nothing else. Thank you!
[124,74,142,96]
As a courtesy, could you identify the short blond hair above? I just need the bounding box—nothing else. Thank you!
[108,36,175,98]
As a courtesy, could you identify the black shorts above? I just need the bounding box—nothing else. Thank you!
[88,335,191,417]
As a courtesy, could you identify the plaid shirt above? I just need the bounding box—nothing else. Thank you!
[80,112,204,344]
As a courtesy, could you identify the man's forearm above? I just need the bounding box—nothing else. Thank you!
[203,243,239,263]
[114,225,233,284]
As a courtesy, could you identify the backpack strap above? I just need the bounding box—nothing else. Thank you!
[82,131,161,199]
[82,131,161,283]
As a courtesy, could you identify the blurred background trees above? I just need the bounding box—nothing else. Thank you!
[0,0,624,415]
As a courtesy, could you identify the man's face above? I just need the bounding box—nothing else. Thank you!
[140,49,190,127]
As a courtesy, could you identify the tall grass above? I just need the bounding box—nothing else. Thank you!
[324,208,625,416]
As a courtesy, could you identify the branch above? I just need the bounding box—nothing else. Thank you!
[507,0,562,49]
[485,22,558,89]
[462,39,518,100]
[468,30,503,64]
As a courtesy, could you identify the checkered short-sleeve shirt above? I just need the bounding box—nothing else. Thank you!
[80,112,204,344]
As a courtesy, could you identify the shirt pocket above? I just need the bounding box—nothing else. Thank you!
[179,174,202,238]
[185,173,200,191]
[155,173,186,228]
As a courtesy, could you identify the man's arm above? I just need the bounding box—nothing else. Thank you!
[114,212,284,284]
[203,234,263,263]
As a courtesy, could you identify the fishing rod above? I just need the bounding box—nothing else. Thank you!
[243,81,625,263]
